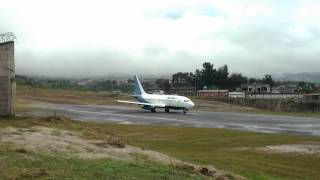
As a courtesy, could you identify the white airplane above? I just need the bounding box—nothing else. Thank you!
[117,75,195,114]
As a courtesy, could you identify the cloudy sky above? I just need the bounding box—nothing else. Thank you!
[1,0,320,78]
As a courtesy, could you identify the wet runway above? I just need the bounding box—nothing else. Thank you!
[30,104,320,136]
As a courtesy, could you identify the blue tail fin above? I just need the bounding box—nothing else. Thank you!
[135,75,146,95]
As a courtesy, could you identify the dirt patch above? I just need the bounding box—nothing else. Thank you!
[0,126,135,161]
[257,144,320,155]
[0,126,243,179]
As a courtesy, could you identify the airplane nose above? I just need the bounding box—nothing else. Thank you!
[190,102,195,108]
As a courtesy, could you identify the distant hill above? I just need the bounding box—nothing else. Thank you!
[15,75,135,92]
[275,72,320,83]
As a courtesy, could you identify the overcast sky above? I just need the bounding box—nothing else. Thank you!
[1,0,320,78]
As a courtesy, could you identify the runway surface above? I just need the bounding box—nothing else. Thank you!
[30,104,320,136]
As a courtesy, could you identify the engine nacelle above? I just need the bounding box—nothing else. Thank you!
[141,105,153,110]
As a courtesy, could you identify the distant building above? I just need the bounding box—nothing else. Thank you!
[150,90,165,95]
[197,90,229,98]
[169,87,196,96]
[303,94,320,103]
[311,86,320,94]
[145,87,196,96]
[228,92,245,98]
[241,83,271,93]
[77,79,93,86]
[273,84,297,94]
[141,78,158,87]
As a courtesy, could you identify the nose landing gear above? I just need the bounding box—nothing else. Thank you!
[183,108,187,114]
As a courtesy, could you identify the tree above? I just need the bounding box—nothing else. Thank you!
[172,72,193,87]
[194,69,203,90]
[297,82,315,93]
[262,74,274,90]
[228,73,248,90]
[249,78,260,84]
[155,79,171,92]
[216,65,229,89]
[201,62,216,88]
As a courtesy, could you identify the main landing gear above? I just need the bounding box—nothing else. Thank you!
[150,107,187,114]
[165,108,187,114]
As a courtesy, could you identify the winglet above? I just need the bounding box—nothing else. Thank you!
[134,75,146,95]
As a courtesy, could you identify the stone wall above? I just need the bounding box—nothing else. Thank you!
[0,41,15,116]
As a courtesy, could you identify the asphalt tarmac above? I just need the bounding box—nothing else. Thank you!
[30,104,320,136]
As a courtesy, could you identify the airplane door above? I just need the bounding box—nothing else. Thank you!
[174,99,179,107]
[177,99,182,107]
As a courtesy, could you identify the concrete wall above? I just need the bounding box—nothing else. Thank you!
[245,93,302,99]
[198,90,229,98]
[0,41,15,116]
[223,98,320,112]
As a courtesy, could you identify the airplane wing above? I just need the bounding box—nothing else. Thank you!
[111,92,137,97]
[116,100,165,107]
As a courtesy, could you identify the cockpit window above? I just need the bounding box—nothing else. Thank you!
[184,99,190,102]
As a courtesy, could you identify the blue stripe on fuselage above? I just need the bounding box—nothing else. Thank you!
[135,95,147,103]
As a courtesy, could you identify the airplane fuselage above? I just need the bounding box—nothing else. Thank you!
[117,75,195,114]
[136,93,194,111]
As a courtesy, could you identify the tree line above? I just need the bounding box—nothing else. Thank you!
[171,62,274,91]
[16,62,317,94]
[16,75,134,92]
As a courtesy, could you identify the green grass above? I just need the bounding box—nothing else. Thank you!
[16,85,131,105]
[96,124,320,180]
[0,117,205,180]
[2,116,320,179]
[0,149,203,180]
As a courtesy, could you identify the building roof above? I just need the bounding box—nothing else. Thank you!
[303,93,320,96]
[229,92,245,95]
[198,90,229,93]
[241,83,270,87]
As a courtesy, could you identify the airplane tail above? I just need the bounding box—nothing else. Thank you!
[134,75,146,95]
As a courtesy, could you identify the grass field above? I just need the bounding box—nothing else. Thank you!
[16,85,130,105]
[1,151,203,180]
[1,116,320,180]
[85,123,320,180]
[0,117,209,180]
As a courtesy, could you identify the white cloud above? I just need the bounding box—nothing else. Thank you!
[0,0,319,78]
